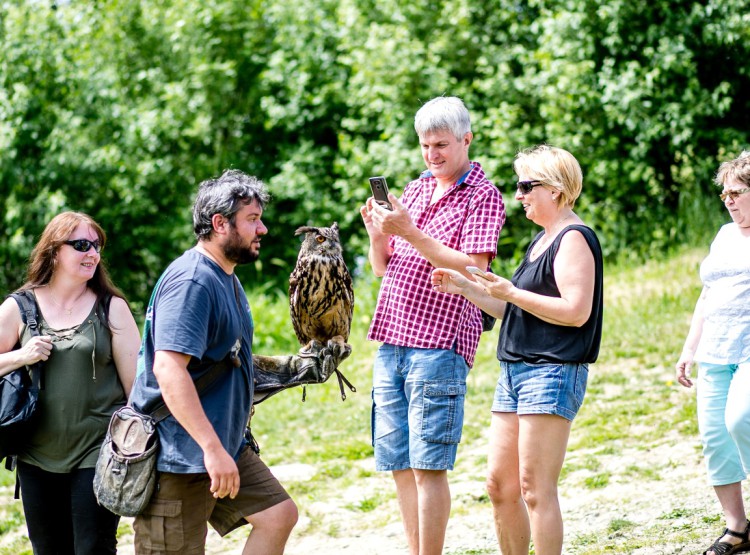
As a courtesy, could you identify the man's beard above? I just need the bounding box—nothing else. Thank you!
[222,226,259,265]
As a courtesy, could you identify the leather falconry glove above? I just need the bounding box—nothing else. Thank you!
[251,336,353,405]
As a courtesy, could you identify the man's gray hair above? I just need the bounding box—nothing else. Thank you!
[414,96,471,140]
[193,169,270,240]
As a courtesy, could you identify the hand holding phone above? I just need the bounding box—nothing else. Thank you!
[466,266,489,279]
[369,176,393,210]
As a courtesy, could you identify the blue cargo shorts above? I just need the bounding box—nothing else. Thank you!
[371,344,469,471]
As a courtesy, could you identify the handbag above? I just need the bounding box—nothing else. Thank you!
[0,291,44,472]
[481,310,497,332]
[93,353,234,516]
[93,406,158,517]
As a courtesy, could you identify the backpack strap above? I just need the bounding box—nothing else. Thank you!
[9,290,40,336]
[7,290,44,390]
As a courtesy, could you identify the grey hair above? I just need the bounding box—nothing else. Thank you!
[715,150,750,188]
[193,169,270,240]
[414,96,471,140]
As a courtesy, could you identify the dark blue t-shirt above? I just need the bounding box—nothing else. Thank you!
[130,248,254,473]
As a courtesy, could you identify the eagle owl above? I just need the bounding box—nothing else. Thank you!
[289,222,354,347]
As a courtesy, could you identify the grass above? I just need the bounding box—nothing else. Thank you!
[0,245,733,554]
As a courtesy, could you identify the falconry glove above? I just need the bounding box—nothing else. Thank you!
[252,337,353,405]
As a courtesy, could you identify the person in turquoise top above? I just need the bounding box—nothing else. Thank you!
[0,211,141,555]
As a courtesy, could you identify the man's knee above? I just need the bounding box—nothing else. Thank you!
[413,468,446,481]
[246,498,299,533]
[412,468,449,494]
[276,499,299,532]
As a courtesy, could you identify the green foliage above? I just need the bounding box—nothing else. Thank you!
[0,469,14,488]
[607,518,635,533]
[0,501,29,554]
[583,472,610,489]
[0,503,23,535]
[1,0,747,307]
[345,493,384,512]
[0,540,32,555]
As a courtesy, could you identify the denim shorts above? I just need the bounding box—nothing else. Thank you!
[371,344,470,471]
[492,361,588,421]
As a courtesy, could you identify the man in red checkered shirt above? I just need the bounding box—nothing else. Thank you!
[360,96,505,555]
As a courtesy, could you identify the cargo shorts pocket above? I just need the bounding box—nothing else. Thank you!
[420,380,466,445]
[134,499,184,552]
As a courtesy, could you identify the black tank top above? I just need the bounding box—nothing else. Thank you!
[496,224,603,364]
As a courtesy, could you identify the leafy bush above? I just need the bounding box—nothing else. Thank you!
[1,1,746,307]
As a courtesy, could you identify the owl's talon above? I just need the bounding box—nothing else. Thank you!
[326,337,352,364]
[300,339,322,356]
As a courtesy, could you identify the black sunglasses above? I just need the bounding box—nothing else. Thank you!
[516,180,545,195]
[63,239,101,253]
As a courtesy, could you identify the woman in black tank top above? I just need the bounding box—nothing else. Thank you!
[431,145,603,555]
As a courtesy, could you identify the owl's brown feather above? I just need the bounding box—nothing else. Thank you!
[289,222,354,345]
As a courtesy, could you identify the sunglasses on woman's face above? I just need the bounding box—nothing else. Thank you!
[719,187,750,203]
[516,180,545,195]
[64,239,101,253]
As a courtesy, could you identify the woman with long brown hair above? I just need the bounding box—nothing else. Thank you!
[0,211,140,554]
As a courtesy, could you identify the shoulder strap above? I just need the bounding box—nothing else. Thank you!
[97,292,113,325]
[8,291,40,336]
[149,356,233,423]
[554,224,602,255]
[141,270,237,423]
[6,290,44,389]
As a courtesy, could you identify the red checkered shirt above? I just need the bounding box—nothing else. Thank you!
[367,161,506,367]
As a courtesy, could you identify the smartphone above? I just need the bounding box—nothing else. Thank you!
[369,176,393,210]
[466,266,489,278]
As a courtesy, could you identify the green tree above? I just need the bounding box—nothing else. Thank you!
[0,0,748,308]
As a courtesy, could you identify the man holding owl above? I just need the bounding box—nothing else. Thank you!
[360,96,506,555]
[129,170,349,555]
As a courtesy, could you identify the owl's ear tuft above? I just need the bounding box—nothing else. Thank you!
[295,226,317,236]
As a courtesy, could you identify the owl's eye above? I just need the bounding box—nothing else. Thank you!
[316,235,325,243]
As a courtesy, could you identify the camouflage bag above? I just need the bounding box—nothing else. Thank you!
[93,406,158,517]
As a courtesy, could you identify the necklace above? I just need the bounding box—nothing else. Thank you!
[47,285,88,315]
[531,212,575,257]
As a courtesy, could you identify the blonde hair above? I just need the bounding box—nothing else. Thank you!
[513,145,583,207]
[715,150,750,187]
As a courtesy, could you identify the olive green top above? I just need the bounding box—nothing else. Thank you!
[18,298,127,472]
